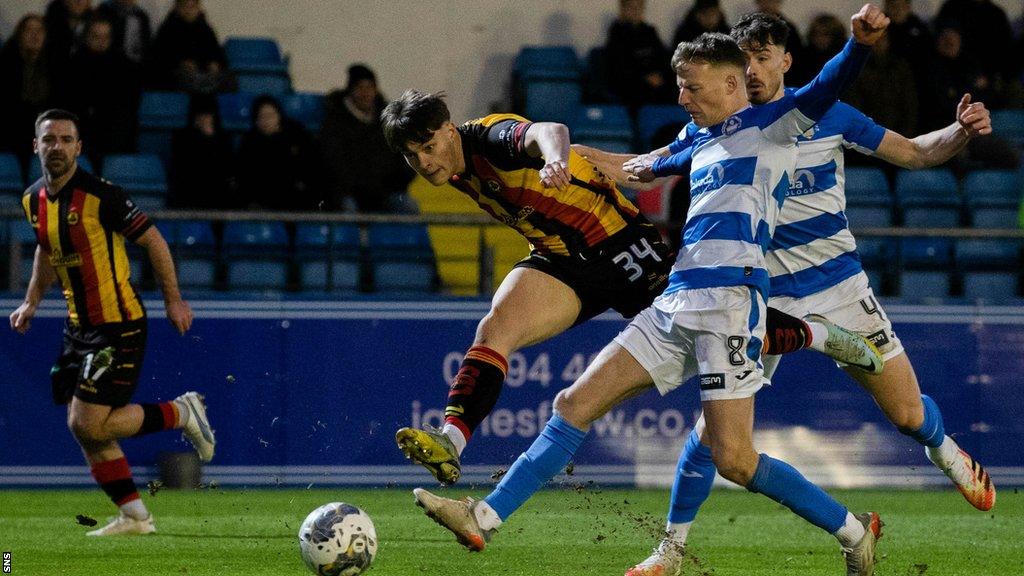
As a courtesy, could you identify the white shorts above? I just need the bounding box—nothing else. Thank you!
[614,286,769,402]
[763,271,903,379]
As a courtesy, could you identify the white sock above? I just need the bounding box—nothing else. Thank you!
[806,321,830,353]
[173,399,191,427]
[833,512,866,547]
[472,500,503,531]
[120,498,150,521]
[927,436,969,481]
[665,521,692,545]
[441,424,467,455]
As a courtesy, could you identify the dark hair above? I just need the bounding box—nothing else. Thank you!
[35,109,82,137]
[380,89,451,152]
[731,12,790,50]
[671,32,748,73]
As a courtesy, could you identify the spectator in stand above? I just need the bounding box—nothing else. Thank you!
[671,0,729,47]
[845,33,919,146]
[0,14,68,161]
[150,0,229,93]
[321,64,414,213]
[925,28,1019,171]
[95,0,151,64]
[803,14,848,88]
[603,0,675,110]
[237,96,323,211]
[934,0,1014,93]
[44,0,93,57]
[884,0,933,71]
[68,17,141,165]
[168,95,237,210]
[754,0,809,85]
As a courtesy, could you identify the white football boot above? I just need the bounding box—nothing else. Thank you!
[174,391,216,462]
[86,513,156,536]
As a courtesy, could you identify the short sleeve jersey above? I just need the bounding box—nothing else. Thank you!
[452,113,642,257]
[23,167,151,327]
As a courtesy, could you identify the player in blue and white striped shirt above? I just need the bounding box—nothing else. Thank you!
[412,6,892,575]
[625,12,996,576]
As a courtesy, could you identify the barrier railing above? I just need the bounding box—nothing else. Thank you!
[2,208,1022,296]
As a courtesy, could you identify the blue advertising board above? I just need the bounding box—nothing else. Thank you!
[1,299,1022,488]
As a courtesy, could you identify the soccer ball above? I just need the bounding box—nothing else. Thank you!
[298,502,378,576]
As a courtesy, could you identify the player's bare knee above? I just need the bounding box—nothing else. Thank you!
[889,399,925,431]
[552,388,589,428]
[709,445,757,485]
[68,415,110,444]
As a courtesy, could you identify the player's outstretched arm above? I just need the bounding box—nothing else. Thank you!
[9,245,56,334]
[572,144,667,190]
[135,227,193,335]
[523,122,572,190]
[789,4,888,127]
[874,94,992,169]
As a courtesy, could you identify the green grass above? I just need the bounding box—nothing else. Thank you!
[0,487,1021,575]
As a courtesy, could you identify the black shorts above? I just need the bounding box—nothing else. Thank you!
[51,319,148,408]
[515,224,674,325]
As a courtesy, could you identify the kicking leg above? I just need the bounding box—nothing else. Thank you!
[413,340,654,550]
[846,352,995,510]
[397,266,581,484]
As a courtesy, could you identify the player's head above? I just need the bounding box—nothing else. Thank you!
[731,12,791,105]
[33,109,82,180]
[670,33,749,127]
[381,90,463,186]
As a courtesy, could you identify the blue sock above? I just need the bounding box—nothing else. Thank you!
[898,394,945,448]
[747,453,848,534]
[667,428,716,523]
[484,413,587,520]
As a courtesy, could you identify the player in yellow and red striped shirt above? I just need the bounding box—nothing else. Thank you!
[9,110,216,536]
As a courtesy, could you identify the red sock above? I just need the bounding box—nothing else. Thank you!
[137,402,179,436]
[90,457,140,506]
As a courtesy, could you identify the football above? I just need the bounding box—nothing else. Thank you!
[298,502,378,576]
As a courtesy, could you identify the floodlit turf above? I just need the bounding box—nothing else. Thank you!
[0,487,1021,575]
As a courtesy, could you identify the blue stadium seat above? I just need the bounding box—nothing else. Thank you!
[27,156,93,182]
[963,170,1021,228]
[9,220,38,286]
[102,154,167,195]
[855,237,893,268]
[895,168,962,225]
[224,37,288,74]
[900,237,953,267]
[844,205,892,228]
[138,92,190,130]
[844,167,891,206]
[0,153,23,194]
[962,272,1019,300]
[524,81,582,124]
[514,46,581,81]
[367,224,436,292]
[224,221,290,290]
[955,239,1019,268]
[296,223,362,292]
[571,105,632,140]
[991,109,1024,147]
[281,92,325,133]
[898,271,952,299]
[637,105,690,150]
[169,220,217,289]
[574,137,633,154]
[218,93,257,132]
[236,73,292,96]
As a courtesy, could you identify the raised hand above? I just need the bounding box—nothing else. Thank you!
[851,4,890,47]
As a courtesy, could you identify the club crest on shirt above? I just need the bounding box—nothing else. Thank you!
[486,180,502,194]
[67,210,79,225]
[722,115,742,136]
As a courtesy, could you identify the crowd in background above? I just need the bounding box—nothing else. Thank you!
[2,0,1023,215]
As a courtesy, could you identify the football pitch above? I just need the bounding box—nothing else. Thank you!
[1,487,1021,575]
